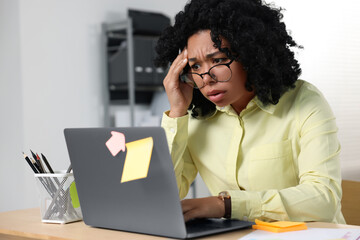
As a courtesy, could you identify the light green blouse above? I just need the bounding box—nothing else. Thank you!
[161,80,345,223]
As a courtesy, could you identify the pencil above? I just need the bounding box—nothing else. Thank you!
[22,152,39,173]
[30,149,37,160]
[31,158,43,173]
[30,149,44,173]
[36,153,47,173]
[41,153,54,173]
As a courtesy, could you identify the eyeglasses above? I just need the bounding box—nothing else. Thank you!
[180,59,234,89]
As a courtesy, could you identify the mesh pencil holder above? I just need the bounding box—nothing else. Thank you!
[34,172,82,224]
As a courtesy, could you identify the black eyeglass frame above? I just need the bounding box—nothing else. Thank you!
[180,59,234,89]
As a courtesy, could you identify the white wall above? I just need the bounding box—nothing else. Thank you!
[0,0,28,212]
[270,0,360,181]
[1,0,359,212]
[0,0,187,212]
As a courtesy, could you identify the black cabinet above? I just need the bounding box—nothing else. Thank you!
[108,35,166,92]
[105,10,169,103]
[103,9,170,126]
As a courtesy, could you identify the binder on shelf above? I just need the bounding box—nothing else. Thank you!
[104,9,170,103]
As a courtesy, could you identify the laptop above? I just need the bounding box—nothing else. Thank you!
[64,127,253,239]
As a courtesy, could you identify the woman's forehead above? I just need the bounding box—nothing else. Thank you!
[187,30,230,57]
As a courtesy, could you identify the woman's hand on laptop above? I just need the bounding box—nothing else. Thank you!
[181,197,225,222]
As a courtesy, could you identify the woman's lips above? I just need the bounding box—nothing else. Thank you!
[207,90,226,103]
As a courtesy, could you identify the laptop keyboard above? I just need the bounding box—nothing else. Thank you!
[185,218,253,235]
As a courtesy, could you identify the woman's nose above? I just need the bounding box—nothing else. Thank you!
[202,72,216,86]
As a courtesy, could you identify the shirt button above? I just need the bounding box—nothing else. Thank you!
[170,128,175,133]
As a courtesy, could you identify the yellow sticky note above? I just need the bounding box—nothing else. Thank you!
[252,219,307,233]
[121,137,153,183]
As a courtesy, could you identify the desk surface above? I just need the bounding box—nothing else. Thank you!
[0,208,359,240]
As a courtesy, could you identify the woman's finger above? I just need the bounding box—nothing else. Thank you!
[181,198,194,214]
[168,49,188,76]
[181,197,225,222]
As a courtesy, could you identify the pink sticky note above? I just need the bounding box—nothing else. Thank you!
[105,131,126,156]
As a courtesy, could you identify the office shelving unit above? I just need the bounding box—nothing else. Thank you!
[102,12,168,127]
[103,19,136,127]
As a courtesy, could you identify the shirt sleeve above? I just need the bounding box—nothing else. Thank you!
[228,85,345,223]
[161,111,198,199]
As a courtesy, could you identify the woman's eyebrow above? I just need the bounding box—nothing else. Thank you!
[188,51,223,62]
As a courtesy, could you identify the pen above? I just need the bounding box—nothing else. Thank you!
[41,153,54,173]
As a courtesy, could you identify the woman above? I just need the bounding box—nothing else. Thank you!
[155,0,345,223]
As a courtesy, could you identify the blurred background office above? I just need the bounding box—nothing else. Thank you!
[1,0,359,212]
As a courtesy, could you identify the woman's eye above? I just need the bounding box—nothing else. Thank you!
[190,64,200,71]
[214,58,227,64]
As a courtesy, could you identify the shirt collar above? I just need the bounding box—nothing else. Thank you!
[215,105,238,116]
[215,96,276,116]
[252,96,276,114]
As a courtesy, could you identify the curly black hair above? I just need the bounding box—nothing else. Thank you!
[155,0,302,118]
